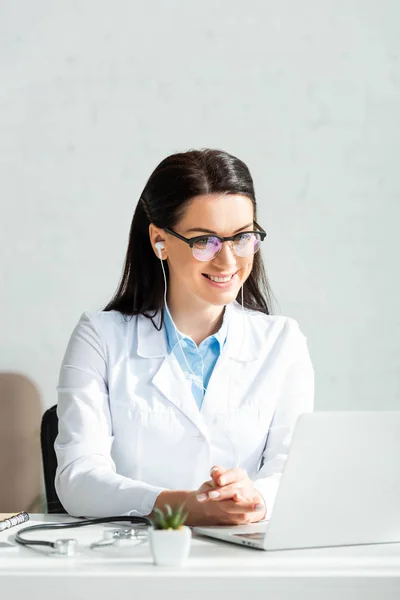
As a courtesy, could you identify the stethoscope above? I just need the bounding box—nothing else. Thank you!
[14,515,151,556]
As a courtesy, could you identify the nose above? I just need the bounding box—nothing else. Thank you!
[213,241,237,268]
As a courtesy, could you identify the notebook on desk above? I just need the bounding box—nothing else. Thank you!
[194,411,400,551]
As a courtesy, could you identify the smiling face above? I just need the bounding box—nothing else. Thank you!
[150,193,256,311]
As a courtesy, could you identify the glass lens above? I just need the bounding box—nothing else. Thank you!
[234,232,261,257]
[192,236,222,261]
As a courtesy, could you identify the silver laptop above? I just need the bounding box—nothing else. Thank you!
[194,411,400,551]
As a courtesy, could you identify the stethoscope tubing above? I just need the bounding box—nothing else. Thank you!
[15,515,151,549]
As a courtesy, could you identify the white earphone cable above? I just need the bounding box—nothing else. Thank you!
[158,249,207,394]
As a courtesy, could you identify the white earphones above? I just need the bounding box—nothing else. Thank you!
[155,241,165,256]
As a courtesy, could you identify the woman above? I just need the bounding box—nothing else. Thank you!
[55,148,314,525]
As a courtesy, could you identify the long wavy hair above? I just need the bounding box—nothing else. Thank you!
[104,148,274,327]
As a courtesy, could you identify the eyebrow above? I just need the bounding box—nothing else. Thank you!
[185,222,254,235]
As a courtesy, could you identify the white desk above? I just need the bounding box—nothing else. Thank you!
[1,514,400,600]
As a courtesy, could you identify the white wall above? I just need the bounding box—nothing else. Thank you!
[1,0,399,412]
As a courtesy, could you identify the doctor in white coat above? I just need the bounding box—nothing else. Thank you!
[55,148,314,525]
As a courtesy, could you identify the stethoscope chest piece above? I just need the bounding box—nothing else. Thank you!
[90,527,145,549]
[54,538,78,556]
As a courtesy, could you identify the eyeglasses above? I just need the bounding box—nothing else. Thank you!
[164,221,267,262]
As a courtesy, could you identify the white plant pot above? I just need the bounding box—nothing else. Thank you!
[148,526,192,566]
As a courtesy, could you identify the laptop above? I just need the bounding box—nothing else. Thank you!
[194,411,400,551]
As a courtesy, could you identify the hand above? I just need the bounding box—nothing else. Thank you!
[196,465,266,523]
[183,478,262,526]
[150,483,258,527]
[150,466,266,526]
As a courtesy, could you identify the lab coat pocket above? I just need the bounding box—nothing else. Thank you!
[210,404,274,470]
[134,410,206,489]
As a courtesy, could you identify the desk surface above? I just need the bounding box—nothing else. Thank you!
[1,514,400,600]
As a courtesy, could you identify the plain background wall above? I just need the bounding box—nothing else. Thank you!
[1,0,399,413]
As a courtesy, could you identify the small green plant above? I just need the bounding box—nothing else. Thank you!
[151,504,188,530]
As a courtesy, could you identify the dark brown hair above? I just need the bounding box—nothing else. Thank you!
[104,148,274,326]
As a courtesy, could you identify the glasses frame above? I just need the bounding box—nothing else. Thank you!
[164,221,267,260]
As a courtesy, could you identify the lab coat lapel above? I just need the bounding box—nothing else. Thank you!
[201,302,259,416]
[152,353,208,438]
[137,312,208,438]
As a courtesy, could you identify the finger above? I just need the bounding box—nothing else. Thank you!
[233,495,262,513]
[219,500,262,515]
[196,483,244,503]
[210,465,224,475]
[195,480,216,502]
[197,480,214,493]
[208,475,218,488]
[209,465,226,484]
[216,467,247,487]
[208,486,261,509]
[206,482,243,501]
[214,513,252,526]
[233,492,257,503]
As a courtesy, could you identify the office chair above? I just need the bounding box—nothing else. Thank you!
[0,373,42,512]
[40,405,67,514]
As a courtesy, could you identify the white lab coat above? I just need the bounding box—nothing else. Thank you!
[55,302,314,518]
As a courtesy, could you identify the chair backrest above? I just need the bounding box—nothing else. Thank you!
[40,405,67,514]
[0,373,42,512]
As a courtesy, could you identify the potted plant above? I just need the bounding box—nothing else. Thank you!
[148,504,191,566]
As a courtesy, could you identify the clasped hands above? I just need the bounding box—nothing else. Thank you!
[187,465,266,526]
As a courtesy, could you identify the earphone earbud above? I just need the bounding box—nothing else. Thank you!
[155,241,165,258]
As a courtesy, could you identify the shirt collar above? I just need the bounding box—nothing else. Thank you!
[137,301,259,361]
[163,305,229,352]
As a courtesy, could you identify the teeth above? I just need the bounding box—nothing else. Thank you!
[208,274,233,283]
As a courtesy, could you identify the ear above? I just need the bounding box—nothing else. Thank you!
[149,224,167,259]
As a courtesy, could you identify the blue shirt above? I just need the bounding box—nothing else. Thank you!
[163,307,229,411]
